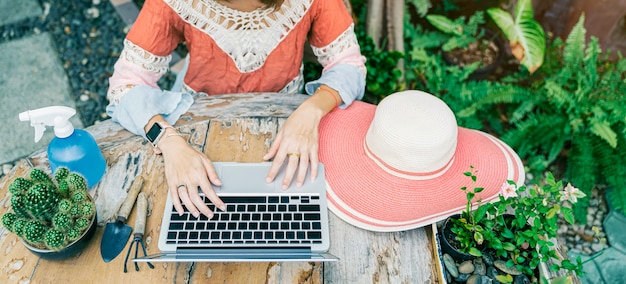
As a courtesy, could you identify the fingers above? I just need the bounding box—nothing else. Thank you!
[169,183,186,216]
[294,153,309,188]
[281,152,301,190]
[263,132,282,161]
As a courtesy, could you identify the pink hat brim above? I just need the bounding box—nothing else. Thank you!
[318,101,525,232]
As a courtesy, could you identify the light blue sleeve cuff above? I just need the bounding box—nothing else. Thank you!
[304,64,365,109]
[105,85,193,138]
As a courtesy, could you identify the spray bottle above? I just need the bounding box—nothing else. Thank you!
[19,106,106,188]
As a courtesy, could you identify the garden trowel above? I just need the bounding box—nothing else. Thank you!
[100,176,144,262]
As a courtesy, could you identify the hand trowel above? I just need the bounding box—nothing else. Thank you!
[100,176,144,262]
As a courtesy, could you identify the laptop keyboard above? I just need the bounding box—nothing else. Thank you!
[165,194,324,245]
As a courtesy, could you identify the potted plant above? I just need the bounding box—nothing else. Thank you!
[1,167,97,260]
[487,0,546,74]
[440,167,584,283]
[425,11,506,80]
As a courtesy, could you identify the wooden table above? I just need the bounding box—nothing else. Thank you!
[0,93,440,283]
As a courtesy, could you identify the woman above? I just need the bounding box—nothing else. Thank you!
[106,0,366,218]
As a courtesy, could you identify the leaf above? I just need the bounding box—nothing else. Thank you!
[474,204,489,223]
[468,247,483,257]
[487,0,546,73]
[501,228,514,239]
[561,207,575,224]
[426,15,463,36]
[589,118,618,148]
[474,231,484,244]
[495,274,514,283]
[503,242,516,251]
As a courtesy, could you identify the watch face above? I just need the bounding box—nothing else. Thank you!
[146,123,163,143]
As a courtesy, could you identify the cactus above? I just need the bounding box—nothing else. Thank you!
[29,168,55,186]
[52,212,73,232]
[44,229,67,251]
[66,173,87,193]
[66,227,81,241]
[69,204,81,219]
[12,218,28,237]
[79,202,96,219]
[71,190,87,204]
[57,199,73,213]
[8,177,33,195]
[1,167,96,251]
[53,167,70,182]
[24,183,61,220]
[1,212,17,232]
[23,220,47,245]
[75,217,90,231]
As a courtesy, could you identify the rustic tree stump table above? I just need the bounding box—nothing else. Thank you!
[0,93,440,283]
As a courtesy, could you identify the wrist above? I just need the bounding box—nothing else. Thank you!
[157,128,185,153]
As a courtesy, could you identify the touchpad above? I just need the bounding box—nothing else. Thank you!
[218,163,278,192]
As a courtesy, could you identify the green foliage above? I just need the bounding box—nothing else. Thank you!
[425,11,486,51]
[497,15,626,221]
[449,167,486,256]
[487,0,546,73]
[349,0,404,104]
[2,167,96,251]
[406,0,432,17]
[449,170,585,278]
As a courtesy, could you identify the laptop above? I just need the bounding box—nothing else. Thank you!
[134,162,338,262]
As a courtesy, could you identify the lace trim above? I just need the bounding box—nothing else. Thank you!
[120,39,171,74]
[311,24,359,66]
[107,85,134,104]
[164,0,312,73]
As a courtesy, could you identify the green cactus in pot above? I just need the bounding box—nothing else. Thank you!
[1,167,96,251]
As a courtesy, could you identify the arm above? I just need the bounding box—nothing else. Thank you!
[106,0,223,218]
[264,0,367,188]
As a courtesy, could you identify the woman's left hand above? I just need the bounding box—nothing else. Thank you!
[264,87,340,189]
[263,103,323,189]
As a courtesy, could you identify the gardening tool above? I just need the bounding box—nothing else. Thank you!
[123,192,154,272]
[100,176,144,262]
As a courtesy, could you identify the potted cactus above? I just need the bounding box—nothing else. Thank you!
[1,167,97,260]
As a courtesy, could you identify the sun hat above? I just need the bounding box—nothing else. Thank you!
[318,90,525,232]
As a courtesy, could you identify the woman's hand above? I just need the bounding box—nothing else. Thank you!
[158,128,226,218]
[264,85,341,189]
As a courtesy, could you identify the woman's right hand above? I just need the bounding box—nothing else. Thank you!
[157,128,226,218]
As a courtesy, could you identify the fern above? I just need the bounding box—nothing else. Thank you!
[566,134,597,220]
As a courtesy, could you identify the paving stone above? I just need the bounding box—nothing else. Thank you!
[0,32,82,164]
[0,0,42,26]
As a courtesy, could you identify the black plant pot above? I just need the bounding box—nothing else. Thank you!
[22,213,97,261]
[442,28,506,81]
[439,214,481,262]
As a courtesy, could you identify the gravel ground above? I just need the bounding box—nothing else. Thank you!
[0,0,610,270]
[0,0,175,128]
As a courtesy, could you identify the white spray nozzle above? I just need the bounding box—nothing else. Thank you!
[19,106,76,142]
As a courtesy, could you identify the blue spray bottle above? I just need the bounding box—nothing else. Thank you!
[19,106,106,188]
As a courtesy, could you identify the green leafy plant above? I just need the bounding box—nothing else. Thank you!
[448,166,488,257]
[487,0,546,73]
[447,168,585,279]
[1,167,96,251]
[497,15,626,221]
[425,11,487,52]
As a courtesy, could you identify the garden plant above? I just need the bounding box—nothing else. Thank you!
[1,167,96,251]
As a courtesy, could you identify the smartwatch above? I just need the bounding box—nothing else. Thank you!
[146,122,168,148]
